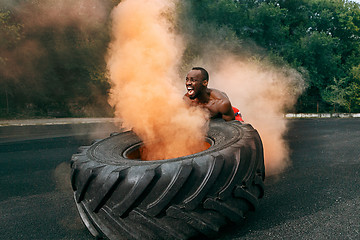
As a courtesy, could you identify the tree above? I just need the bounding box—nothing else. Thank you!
[0,10,23,115]
[322,77,348,112]
[347,64,360,112]
[0,1,115,118]
[178,0,360,112]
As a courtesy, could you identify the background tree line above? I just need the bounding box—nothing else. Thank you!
[1,0,360,118]
[0,0,119,118]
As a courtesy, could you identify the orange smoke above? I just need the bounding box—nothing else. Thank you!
[106,0,306,171]
[209,56,305,175]
[106,0,209,160]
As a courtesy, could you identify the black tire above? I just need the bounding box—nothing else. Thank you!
[70,119,265,240]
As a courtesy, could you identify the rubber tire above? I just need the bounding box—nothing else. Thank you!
[70,119,265,240]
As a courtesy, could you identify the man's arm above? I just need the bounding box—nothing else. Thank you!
[219,100,235,121]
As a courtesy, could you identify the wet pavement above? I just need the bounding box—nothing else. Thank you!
[0,118,359,239]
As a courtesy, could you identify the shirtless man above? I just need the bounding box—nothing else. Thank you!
[183,67,235,121]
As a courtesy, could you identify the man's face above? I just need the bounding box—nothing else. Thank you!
[185,70,206,99]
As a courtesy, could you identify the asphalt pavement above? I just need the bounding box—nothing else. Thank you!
[0,118,359,239]
[221,118,360,239]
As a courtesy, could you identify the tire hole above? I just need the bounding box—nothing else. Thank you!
[123,138,213,161]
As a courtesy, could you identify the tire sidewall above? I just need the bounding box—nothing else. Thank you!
[87,119,245,166]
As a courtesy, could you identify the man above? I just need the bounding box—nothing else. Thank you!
[183,67,236,121]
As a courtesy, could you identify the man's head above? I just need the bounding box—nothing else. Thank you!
[192,67,209,82]
[185,67,209,100]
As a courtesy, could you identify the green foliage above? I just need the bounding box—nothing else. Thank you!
[248,2,289,50]
[1,0,360,117]
[298,31,341,89]
[178,0,360,113]
[322,64,360,113]
[347,65,360,112]
[0,10,22,73]
[322,77,349,112]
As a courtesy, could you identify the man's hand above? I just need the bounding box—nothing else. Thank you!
[219,100,235,121]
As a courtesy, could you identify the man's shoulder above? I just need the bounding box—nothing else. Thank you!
[209,88,230,101]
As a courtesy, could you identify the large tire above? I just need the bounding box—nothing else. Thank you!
[70,119,265,240]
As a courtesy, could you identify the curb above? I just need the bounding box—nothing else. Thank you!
[0,118,122,127]
[285,113,360,118]
[1,114,360,127]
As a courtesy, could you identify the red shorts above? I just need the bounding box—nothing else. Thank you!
[232,107,244,122]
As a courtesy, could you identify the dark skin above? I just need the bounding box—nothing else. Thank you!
[183,69,235,121]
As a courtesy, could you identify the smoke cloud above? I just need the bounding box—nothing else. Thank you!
[0,0,114,116]
[209,55,305,175]
[1,0,111,79]
[181,52,306,176]
[3,0,306,174]
[107,0,306,171]
[16,0,109,30]
[173,2,307,176]
[106,0,209,160]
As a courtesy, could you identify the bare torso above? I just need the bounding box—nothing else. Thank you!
[184,88,235,121]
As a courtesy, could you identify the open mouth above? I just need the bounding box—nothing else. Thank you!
[187,87,194,95]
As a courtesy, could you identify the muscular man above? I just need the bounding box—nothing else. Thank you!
[183,67,235,121]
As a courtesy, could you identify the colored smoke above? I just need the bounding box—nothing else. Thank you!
[106,0,209,160]
[107,0,306,172]
[176,1,307,176]
[209,55,305,175]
